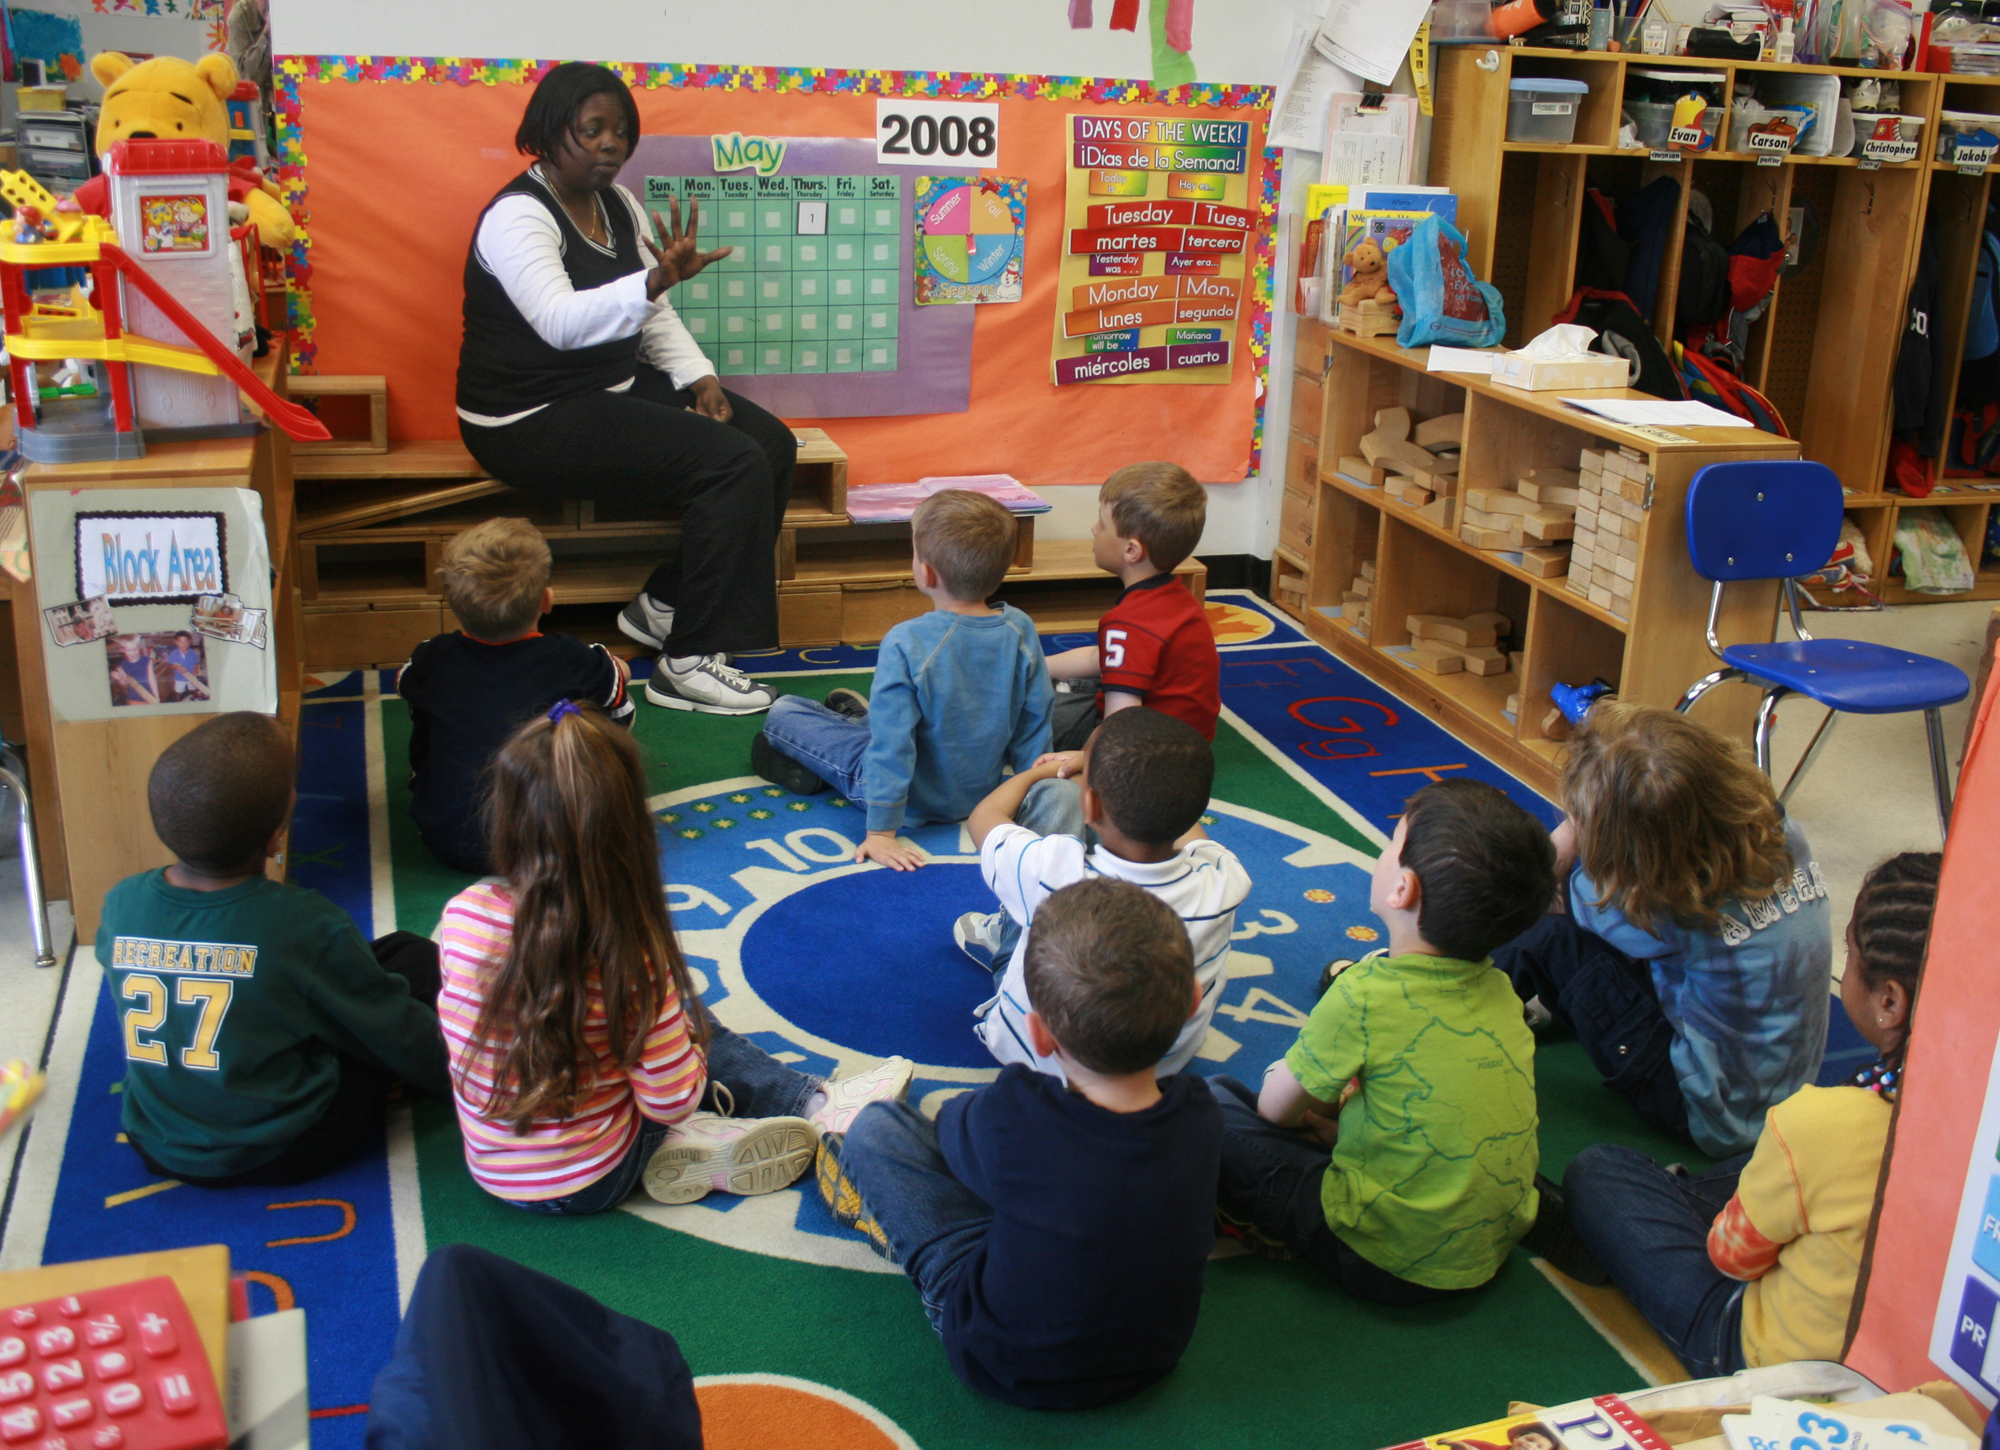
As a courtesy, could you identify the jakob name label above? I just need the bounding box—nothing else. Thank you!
[1054,341,1231,385]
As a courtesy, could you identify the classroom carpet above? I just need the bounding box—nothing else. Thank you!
[0,591,1870,1450]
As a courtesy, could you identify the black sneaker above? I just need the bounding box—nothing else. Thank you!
[825,687,870,720]
[1518,1173,1610,1285]
[751,732,828,795]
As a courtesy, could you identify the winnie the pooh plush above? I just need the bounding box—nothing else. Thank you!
[65,51,294,248]
[1338,237,1398,309]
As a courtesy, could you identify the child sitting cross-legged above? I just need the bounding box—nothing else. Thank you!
[956,705,1250,1078]
[1491,701,1832,1158]
[398,517,633,875]
[100,712,450,1187]
[1210,780,1556,1303]
[1547,853,1941,1375]
[438,701,912,1214]
[751,488,1051,870]
[817,877,1223,1409]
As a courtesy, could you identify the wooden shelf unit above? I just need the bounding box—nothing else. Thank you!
[1275,320,1796,794]
[1431,48,2000,605]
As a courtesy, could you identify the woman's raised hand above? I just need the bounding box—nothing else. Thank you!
[642,197,734,299]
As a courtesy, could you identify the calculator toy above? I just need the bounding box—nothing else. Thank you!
[0,1276,225,1449]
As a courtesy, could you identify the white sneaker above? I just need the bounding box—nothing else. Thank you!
[641,1112,814,1204]
[809,1057,914,1138]
[644,654,775,714]
[953,911,1005,968]
[618,593,675,652]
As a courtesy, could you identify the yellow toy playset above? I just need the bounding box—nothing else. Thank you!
[0,152,325,462]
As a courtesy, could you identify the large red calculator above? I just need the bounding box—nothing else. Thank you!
[0,1276,224,1450]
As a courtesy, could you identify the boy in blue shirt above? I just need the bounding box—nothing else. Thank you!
[753,489,1052,868]
[815,877,1221,1409]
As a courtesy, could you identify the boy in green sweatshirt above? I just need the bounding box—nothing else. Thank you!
[98,712,449,1186]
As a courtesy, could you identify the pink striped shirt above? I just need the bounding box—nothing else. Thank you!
[437,881,706,1201]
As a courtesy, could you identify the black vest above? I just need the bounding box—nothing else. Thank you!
[457,170,644,417]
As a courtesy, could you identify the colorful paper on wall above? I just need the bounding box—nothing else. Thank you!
[913,176,1026,304]
[1052,112,1253,385]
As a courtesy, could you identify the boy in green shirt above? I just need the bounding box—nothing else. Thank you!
[1209,779,1556,1303]
[98,712,449,1186]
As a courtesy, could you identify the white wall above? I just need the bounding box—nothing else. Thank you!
[275,0,1317,560]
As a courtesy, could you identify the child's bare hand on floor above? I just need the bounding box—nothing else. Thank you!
[856,832,927,871]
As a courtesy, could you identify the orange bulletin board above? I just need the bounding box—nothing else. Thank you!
[275,61,1277,487]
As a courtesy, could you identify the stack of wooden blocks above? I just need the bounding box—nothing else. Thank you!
[1566,446,1647,621]
[1455,467,1578,577]
[1350,408,1462,530]
[1340,558,1376,636]
[1398,610,1519,678]
[1274,570,1309,615]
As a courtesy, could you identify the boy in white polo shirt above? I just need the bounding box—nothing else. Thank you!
[959,706,1251,1078]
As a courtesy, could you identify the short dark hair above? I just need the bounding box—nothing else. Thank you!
[173,631,192,644]
[1398,779,1556,962]
[1101,462,1206,571]
[910,489,1017,600]
[1087,707,1212,845]
[1024,878,1193,1075]
[515,62,641,162]
[148,712,293,873]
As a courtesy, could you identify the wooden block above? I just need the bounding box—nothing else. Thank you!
[1352,576,1374,599]
[1411,468,1453,495]
[1543,706,1573,741]
[1505,692,1521,715]
[1360,431,1438,474]
[1579,450,1606,476]
[1388,478,1433,506]
[1618,445,1645,462]
[1408,644,1465,674]
[1413,412,1465,449]
[1459,506,1507,530]
[1460,524,1519,551]
[1509,651,1525,674]
[1410,614,1501,648]
[1335,455,1389,488]
[1617,534,1640,562]
[1569,546,1596,574]
[1463,611,1512,635]
[1609,573,1635,600]
[1344,590,1367,605]
[1519,481,1582,507]
[1619,477,1648,505]
[1440,643,1509,675]
[1416,496,1454,529]
[1589,583,1615,608]
[1523,509,1576,543]
[1463,488,1537,516]
[1359,559,1376,581]
[1521,544,1571,578]
[1613,552,1639,582]
[1525,466,1581,489]
[1372,407,1412,441]
[1424,453,1460,476]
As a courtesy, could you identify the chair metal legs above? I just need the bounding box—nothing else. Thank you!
[1752,688,1789,777]
[1779,707,1840,807]
[1925,708,1956,844]
[1675,668,1748,714]
[0,750,56,969]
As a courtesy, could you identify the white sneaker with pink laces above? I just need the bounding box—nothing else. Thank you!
[809,1057,915,1138]
[641,1112,815,1204]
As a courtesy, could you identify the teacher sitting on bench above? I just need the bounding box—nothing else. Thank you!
[457,61,794,715]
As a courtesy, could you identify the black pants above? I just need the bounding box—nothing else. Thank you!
[1051,682,1103,752]
[461,364,797,657]
[1490,913,1692,1144]
[134,932,442,1189]
[367,1245,702,1450]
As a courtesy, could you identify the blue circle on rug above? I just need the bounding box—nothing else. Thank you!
[739,863,1000,1068]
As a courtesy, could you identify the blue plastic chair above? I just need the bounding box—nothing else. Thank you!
[1675,460,1970,842]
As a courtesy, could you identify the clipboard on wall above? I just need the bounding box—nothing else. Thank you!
[1322,91,1418,187]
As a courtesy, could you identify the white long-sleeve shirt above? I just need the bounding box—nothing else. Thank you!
[458,167,716,427]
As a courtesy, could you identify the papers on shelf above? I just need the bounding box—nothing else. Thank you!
[1561,397,1756,428]
[1322,92,1418,187]
[1427,346,1499,375]
[1270,25,1351,150]
[1314,0,1430,88]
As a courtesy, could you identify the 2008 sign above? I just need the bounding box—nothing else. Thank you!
[875,100,1000,166]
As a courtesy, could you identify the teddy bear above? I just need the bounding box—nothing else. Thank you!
[1338,237,1398,309]
[64,51,294,249]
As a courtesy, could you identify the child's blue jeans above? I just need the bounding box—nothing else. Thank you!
[763,695,869,803]
[511,1023,823,1217]
[838,1102,993,1333]
[1208,1076,1467,1307]
[1563,1143,1749,1377]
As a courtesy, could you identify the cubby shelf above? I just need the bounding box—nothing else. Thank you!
[1274,319,1796,793]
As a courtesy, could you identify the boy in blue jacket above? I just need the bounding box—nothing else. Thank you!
[753,489,1052,868]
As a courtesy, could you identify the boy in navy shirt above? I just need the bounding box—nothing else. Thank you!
[816,877,1221,1409]
[398,518,632,873]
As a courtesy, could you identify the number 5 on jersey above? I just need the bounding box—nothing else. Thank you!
[120,974,234,1071]
[1103,629,1127,670]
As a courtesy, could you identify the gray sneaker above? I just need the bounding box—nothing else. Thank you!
[953,910,1005,968]
[645,654,775,715]
[619,593,675,652]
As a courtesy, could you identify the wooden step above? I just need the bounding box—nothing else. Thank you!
[299,477,512,535]
[295,439,490,482]
[289,374,388,456]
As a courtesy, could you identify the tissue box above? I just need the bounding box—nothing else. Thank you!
[1490,350,1631,392]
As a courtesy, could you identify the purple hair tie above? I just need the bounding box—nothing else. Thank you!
[548,699,582,724]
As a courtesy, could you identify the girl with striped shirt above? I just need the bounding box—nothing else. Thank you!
[438,700,911,1214]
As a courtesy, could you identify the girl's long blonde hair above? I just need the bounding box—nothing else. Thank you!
[1563,700,1792,932]
[465,703,706,1132]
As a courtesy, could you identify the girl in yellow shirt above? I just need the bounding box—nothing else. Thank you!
[1543,852,1939,1375]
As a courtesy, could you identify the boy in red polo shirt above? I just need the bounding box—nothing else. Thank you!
[954,462,1220,970]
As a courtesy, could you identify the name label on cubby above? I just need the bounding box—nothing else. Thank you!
[1955,143,1998,175]
[1648,149,1682,164]
[1859,136,1921,166]
[1757,154,1785,168]
[1667,125,1708,149]
[1622,425,1686,448]
[1748,131,1796,154]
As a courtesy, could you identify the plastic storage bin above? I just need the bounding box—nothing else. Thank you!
[1507,78,1590,144]
[1625,69,1725,151]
